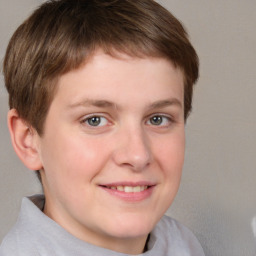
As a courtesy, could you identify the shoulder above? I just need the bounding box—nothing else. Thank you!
[0,215,39,256]
[0,223,31,256]
[152,215,205,256]
[0,196,44,256]
[0,227,16,255]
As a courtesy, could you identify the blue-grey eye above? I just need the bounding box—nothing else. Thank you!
[86,116,108,127]
[148,115,170,126]
[150,116,163,125]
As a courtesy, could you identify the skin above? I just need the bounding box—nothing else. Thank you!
[9,51,185,254]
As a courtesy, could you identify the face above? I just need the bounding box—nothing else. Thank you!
[36,51,185,254]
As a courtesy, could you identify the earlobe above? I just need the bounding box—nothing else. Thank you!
[7,109,43,171]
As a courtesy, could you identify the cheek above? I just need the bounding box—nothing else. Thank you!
[151,133,185,215]
[156,133,185,173]
[47,135,111,181]
[40,135,108,204]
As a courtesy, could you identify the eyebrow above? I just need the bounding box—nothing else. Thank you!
[68,99,117,109]
[146,98,183,111]
[68,98,182,110]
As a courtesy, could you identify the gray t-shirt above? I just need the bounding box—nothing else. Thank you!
[0,195,205,256]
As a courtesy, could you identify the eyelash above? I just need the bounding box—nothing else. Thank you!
[80,113,174,129]
[146,114,173,127]
[80,114,110,127]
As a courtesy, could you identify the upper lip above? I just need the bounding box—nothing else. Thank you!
[99,181,156,187]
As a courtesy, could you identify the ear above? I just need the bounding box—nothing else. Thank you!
[7,109,43,171]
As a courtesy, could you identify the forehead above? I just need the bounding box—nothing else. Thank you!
[53,51,184,108]
[59,48,184,82]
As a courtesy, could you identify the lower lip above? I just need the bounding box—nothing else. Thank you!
[99,186,155,202]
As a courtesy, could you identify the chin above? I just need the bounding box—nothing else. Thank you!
[107,217,156,239]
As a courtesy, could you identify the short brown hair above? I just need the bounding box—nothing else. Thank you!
[3,0,199,135]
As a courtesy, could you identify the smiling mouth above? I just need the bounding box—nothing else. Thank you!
[104,185,149,193]
[100,184,155,201]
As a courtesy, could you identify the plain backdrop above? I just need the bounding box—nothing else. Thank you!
[0,1,256,255]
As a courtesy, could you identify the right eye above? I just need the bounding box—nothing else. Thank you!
[81,116,109,127]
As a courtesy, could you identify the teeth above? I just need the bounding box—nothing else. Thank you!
[108,185,148,193]
[124,186,133,192]
[117,186,124,191]
[133,186,141,192]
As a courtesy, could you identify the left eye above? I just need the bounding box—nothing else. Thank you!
[83,116,108,127]
[147,115,171,126]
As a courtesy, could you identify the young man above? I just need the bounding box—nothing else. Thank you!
[0,0,204,255]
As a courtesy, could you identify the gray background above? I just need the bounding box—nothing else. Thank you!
[0,0,256,255]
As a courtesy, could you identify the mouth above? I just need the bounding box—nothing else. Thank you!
[99,183,155,201]
[102,185,149,193]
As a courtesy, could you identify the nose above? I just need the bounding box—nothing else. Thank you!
[112,127,152,172]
